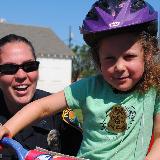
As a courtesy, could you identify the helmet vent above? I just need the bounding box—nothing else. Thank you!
[93,0,109,11]
[131,0,146,13]
[86,9,98,20]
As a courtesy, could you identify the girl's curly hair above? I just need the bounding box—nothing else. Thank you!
[138,32,160,93]
[89,31,160,94]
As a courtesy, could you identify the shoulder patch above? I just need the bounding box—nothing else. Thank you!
[62,108,82,132]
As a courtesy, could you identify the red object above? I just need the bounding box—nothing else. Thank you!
[25,149,79,160]
[54,157,79,160]
[25,150,53,160]
[147,134,154,154]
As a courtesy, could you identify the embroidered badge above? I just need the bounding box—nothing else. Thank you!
[62,108,82,132]
[107,105,127,133]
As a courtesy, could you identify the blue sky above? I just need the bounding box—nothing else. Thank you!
[0,0,159,46]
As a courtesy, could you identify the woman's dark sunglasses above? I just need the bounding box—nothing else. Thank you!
[0,61,40,75]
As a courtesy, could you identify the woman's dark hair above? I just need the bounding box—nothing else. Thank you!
[0,34,36,59]
[89,31,160,93]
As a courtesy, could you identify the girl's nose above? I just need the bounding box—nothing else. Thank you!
[114,59,126,72]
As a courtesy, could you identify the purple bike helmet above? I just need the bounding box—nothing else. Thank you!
[81,0,158,46]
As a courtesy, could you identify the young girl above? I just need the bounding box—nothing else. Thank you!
[0,0,159,159]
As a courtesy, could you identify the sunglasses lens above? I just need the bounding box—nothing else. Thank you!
[0,61,39,75]
[23,61,39,72]
[0,64,18,74]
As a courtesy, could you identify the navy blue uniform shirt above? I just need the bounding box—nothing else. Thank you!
[0,89,82,160]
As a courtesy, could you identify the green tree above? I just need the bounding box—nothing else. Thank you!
[72,44,96,82]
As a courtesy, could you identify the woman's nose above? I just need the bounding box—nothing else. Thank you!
[14,68,27,79]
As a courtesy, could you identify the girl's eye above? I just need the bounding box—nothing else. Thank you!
[124,55,137,60]
[105,56,115,61]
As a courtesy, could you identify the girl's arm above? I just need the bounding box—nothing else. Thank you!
[145,113,160,160]
[0,90,67,139]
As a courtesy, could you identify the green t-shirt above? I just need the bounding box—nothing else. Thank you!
[64,75,160,160]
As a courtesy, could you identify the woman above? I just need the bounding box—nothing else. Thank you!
[0,34,82,159]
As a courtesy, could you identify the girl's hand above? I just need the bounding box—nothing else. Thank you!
[0,124,12,150]
[0,124,12,139]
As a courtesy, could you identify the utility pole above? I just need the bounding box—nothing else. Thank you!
[68,26,72,48]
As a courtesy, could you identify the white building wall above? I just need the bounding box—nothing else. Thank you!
[37,58,72,93]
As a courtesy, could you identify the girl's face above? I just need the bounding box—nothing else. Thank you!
[99,33,144,91]
[0,41,39,108]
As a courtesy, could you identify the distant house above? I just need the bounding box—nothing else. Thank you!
[0,23,73,93]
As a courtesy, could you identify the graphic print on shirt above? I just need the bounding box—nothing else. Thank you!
[100,104,136,139]
[107,105,127,133]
